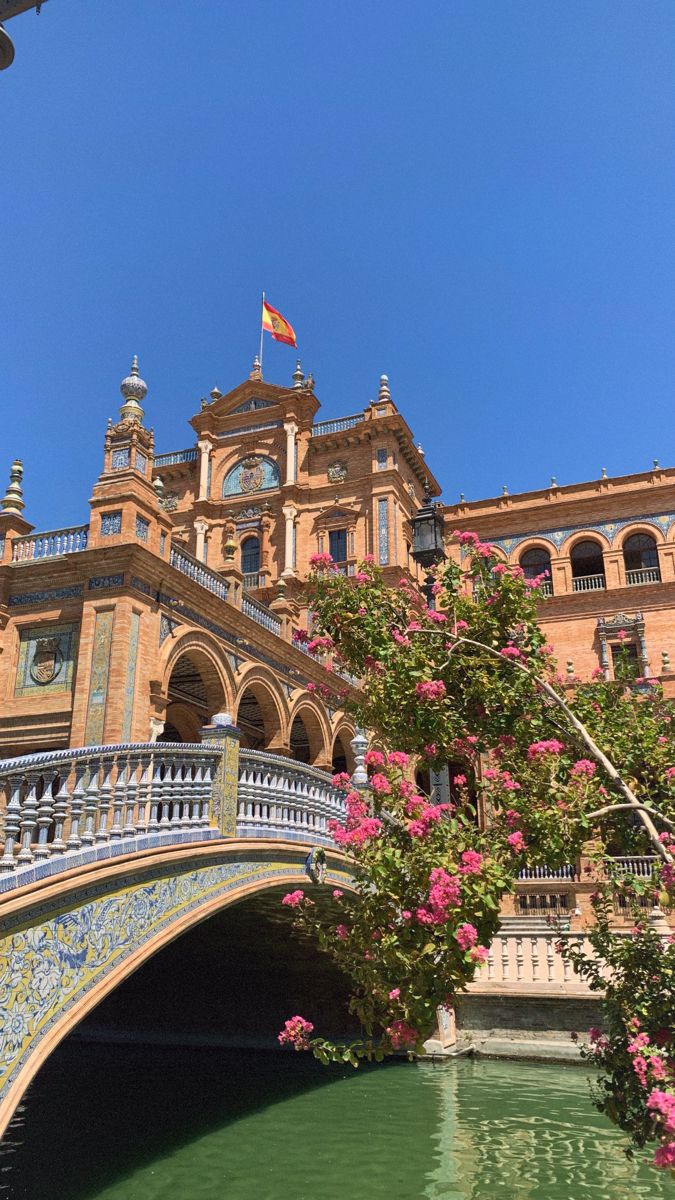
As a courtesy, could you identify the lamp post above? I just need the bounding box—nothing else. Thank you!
[410,486,446,607]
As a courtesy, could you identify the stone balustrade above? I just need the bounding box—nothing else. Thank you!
[610,855,658,877]
[469,932,595,994]
[0,743,347,892]
[241,593,282,636]
[169,543,229,601]
[236,750,346,845]
[518,863,577,881]
[0,744,221,889]
[572,573,606,592]
[11,524,89,561]
[311,414,364,437]
[154,447,199,467]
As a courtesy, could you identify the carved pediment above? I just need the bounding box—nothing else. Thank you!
[313,501,361,530]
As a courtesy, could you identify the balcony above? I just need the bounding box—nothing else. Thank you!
[572,573,605,593]
[626,566,661,586]
[243,572,265,590]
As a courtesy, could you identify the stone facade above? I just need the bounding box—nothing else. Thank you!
[2,353,675,771]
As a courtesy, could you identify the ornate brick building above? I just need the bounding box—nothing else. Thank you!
[0,358,438,764]
[1,352,674,774]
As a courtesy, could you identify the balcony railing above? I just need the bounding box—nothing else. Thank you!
[468,932,594,993]
[572,573,605,592]
[11,524,89,561]
[311,415,364,437]
[518,863,577,880]
[243,571,266,590]
[609,855,658,878]
[539,580,553,597]
[169,543,229,601]
[626,566,661,586]
[242,593,282,636]
[154,448,199,467]
[237,749,346,846]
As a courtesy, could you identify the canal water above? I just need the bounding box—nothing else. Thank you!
[0,1043,670,1199]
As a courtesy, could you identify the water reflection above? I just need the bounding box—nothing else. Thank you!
[0,1046,668,1199]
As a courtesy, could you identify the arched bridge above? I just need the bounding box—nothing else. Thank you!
[0,726,353,1137]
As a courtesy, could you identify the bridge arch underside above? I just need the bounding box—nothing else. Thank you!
[0,844,355,1138]
[161,645,230,743]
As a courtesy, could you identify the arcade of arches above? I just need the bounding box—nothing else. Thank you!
[160,644,355,772]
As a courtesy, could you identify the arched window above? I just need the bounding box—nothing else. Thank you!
[241,536,261,585]
[623,533,660,584]
[570,540,605,591]
[519,546,552,594]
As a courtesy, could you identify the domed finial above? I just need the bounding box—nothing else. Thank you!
[210,386,222,402]
[416,442,425,457]
[601,466,608,479]
[502,484,509,496]
[1,459,25,514]
[378,374,391,402]
[119,355,147,423]
[550,475,557,487]
[249,356,263,381]
[653,458,660,470]
[153,474,165,500]
[293,360,304,389]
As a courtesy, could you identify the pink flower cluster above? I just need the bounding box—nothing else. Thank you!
[426,610,448,624]
[647,1091,675,1168]
[407,802,450,838]
[309,552,335,569]
[459,849,483,875]
[331,771,351,788]
[527,738,564,758]
[415,679,447,701]
[507,831,527,853]
[281,889,305,908]
[364,749,385,768]
[500,645,524,660]
[455,922,478,950]
[571,759,596,777]
[278,1015,314,1051]
[416,867,461,925]
[330,815,383,848]
[386,1019,419,1049]
[387,751,409,768]
[307,635,333,653]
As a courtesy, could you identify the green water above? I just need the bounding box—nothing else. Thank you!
[1,1044,670,1199]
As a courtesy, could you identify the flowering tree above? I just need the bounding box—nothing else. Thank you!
[279,542,674,1171]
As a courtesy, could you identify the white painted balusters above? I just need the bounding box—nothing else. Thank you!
[236,750,347,846]
[0,744,222,885]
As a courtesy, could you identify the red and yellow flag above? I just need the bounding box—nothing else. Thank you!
[261,298,297,347]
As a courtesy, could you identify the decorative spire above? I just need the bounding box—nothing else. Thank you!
[293,360,305,389]
[1,459,24,514]
[210,386,222,402]
[502,484,509,496]
[653,458,660,470]
[550,476,557,487]
[153,474,165,500]
[378,374,391,402]
[601,466,608,479]
[249,356,263,382]
[119,355,147,423]
[416,442,425,457]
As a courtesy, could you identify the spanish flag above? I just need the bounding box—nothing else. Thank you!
[261,298,297,347]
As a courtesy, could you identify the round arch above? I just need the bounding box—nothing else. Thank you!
[0,851,356,1141]
[331,724,355,774]
[512,536,556,564]
[560,529,611,555]
[618,522,665,550]
[287,697,332,765]
[235,666,288,751]
[159,632,236,741]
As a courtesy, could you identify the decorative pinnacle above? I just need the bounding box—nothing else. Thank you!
[153,474,165,499]
[249,356,263,382]
[292,360,304,389]
[1,459,24,515]
[662,649,671,672]
[119,355,147,423]
[502,484,509,496]
[416,442,425,457]
[459,492,465,503]
[378,374,391,402]
[550,476,557,487]
[601,466,608,479]
[210,386,222,402]
[653,458,660,470]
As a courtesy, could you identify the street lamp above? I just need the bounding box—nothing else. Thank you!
[0,2,48,70]
[411,485,445,607]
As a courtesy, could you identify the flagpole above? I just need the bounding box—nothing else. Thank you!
[259,291,265,373]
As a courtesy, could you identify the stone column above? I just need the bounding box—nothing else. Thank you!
[282,503,297,576]
[200,715,243,837]
[284,422,298,485]
[194,519,208,563]
[197,439,211,501]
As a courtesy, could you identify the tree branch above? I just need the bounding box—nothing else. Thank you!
[422,630,672,864]
[585,802,675,829]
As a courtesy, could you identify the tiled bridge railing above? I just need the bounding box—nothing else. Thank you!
[237,749,347,845]
[0,743,346,892]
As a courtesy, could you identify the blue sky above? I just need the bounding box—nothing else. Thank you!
[3,1,674,529]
